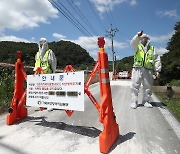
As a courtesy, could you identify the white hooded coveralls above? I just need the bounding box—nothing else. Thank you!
[34,38,57,73]
[34,38,57,111]
[130,33,161,104]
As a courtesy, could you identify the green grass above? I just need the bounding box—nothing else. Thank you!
[156,93,180,120]
[0,100,10,114]
[0,71,14,114]
[166,79,180,87]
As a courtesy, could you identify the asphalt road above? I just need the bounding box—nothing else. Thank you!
[0,80,179,154]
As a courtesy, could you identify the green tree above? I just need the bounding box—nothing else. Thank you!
[159,22,180,85]
[0,67,14,112]
[0,40,94,69]
[116,56,133,72]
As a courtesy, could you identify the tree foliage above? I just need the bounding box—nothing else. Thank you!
[0,40,94,70]
[159,22,180,85]
[49,41,94,69]
[116,56,133,72]
[0,66,14,112]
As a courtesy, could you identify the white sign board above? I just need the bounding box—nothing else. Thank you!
[26,71,84,111]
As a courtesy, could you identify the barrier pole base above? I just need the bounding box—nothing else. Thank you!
[6,106,27,125]
[6,110,17,125]
[17,106,28,120]
[99,120,119,153]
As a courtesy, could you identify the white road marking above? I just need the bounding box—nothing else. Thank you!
[152,94,180,140]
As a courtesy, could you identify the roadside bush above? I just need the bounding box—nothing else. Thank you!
[166,80,180,87]
[0,67,14,113]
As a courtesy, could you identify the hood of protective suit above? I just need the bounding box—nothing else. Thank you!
[140,34,150,47]
[38,38,49,59]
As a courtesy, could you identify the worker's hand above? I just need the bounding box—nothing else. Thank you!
[153,72,160,80]
[156,72,160,78]
[153,74,156,80]
[138,30,143,37]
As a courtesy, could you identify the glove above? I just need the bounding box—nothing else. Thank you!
[153,72,160,80]
[156,72,160,78]
[138,30,143,37]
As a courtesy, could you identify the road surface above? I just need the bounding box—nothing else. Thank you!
[0,80,179,154]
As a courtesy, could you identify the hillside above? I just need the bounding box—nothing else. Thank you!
[0,40,94,70]
[116,56,133,72]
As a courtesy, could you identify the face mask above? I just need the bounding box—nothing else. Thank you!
[39,43,43,48]
[39,40,46,49]
[141,39,148,46]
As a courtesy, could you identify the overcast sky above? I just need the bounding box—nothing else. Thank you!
[0,0,179,60]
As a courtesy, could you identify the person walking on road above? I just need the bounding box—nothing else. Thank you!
[34,38,57,111]
[130,31,161,109]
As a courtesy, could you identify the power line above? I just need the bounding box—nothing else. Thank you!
[86,0,107,32]
[56,0,94,38]
[100,0,130,41]
[67,0,99,36]
[118,31,131,41]
[105,0,130,41]
[49,0,88,37]
[100,0,112,25]
[106,0,117,28]
[49,0,130,45]
[48,0,97,44]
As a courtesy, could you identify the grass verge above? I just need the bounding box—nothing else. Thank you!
[156,93,180,120]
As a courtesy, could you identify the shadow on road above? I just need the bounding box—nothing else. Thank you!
[108,132,136,153]
[0,136,28,154]
[25,116,101,138]
[14,115,47,125]
[135,102,166,109]
[151,101,166,109]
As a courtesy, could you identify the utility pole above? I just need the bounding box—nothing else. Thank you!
[106,24,118,80]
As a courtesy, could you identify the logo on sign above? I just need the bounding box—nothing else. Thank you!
[37,101,42,105]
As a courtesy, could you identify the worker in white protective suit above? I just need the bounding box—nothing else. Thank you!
[34,38,57,111]
[34,38,57,73]
[130,31,161,109]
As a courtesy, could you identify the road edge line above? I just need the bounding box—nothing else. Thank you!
[152,93,180,140]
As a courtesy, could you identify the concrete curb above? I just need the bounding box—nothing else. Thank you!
[152,86,180,93]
